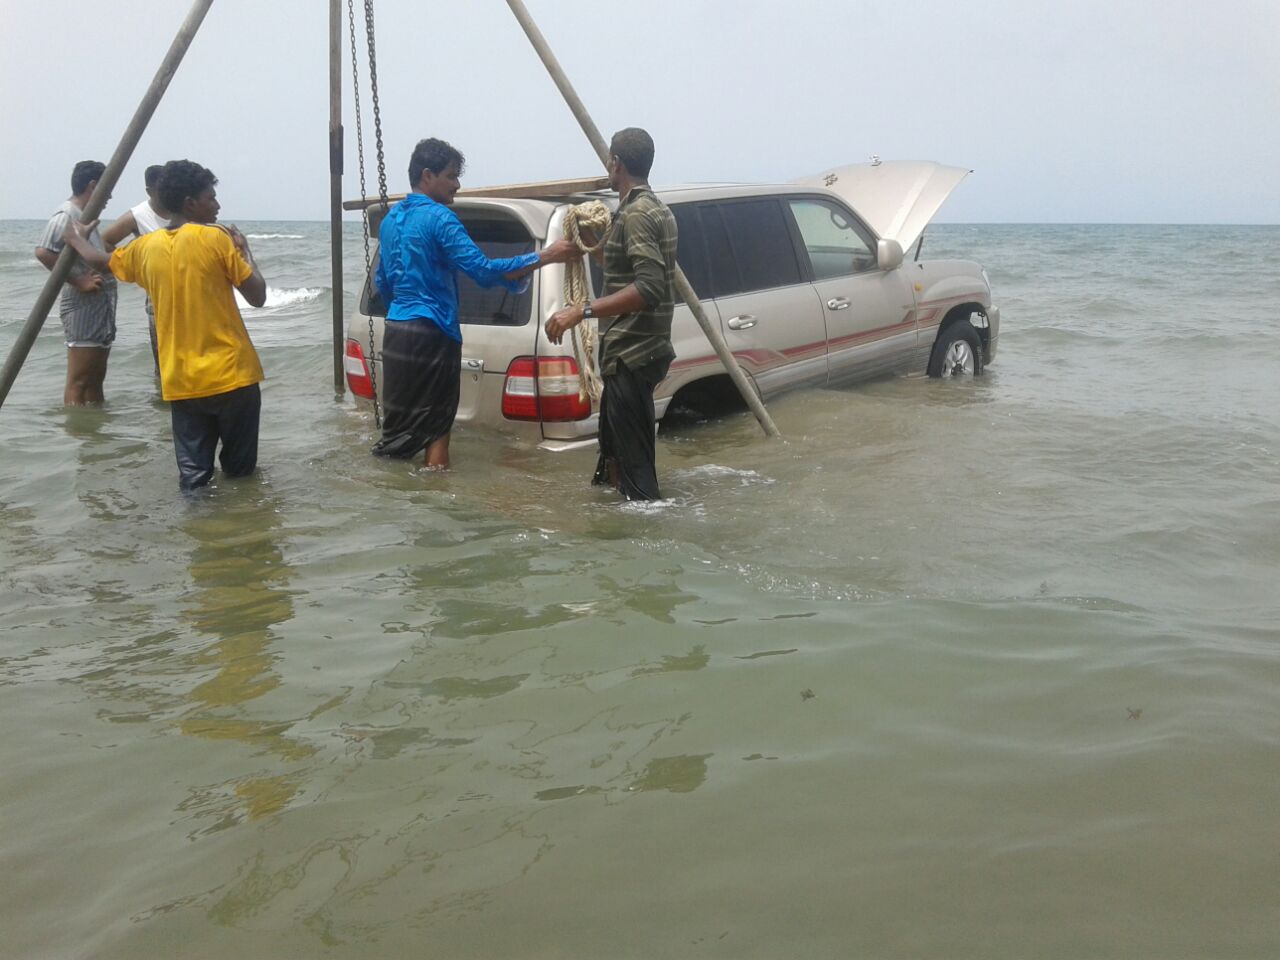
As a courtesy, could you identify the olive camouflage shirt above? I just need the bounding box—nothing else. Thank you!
[599,186,678,376]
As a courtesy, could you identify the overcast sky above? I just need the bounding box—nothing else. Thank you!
[1,0,1276,223]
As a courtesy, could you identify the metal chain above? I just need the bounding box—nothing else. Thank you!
[347,0,369,260]
[348,0,381,426]
[363,0,389,206]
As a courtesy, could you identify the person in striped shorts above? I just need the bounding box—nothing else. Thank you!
[35,160,118,405]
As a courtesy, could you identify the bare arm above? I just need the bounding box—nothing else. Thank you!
[100,211,138,249]
[593,284,649,317]
[501,238,578,281]
[222,225,267,308]
[544,284,648,344]
[237,267,267,308]
[60,220,111,270]
[53,223,110,292]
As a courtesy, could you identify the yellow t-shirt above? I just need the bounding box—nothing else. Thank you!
[109,224,262,401]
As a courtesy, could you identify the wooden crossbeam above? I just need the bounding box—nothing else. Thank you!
[342,175,610,211]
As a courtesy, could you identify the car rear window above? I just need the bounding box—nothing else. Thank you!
[361,214,537,326]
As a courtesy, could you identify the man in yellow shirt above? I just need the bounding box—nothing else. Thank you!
[65,160,268,491]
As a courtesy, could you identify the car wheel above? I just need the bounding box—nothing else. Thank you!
[927,322,983,378]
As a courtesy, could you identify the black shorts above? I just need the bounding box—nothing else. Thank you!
[371,318,462,459]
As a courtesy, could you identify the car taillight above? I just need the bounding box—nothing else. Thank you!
[502,356,592,422]
[345,338,374,398]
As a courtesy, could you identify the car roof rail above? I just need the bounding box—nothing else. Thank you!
[341,175,610,211]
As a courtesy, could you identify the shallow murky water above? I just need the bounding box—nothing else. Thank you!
[2,222,1278,958]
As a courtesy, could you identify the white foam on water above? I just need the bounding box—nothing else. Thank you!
[237,286,324,310]
[245,233,304,239]
[617,496,681,516]
[670,463,775,485]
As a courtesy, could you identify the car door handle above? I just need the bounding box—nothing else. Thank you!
[726,315,757,330]
[827,297,850,311]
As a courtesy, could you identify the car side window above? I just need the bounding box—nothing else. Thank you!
[588,253,604,298]
[713,198,803,296]
[669,202,711,302]
[586,203,710,303]
[787,198,878,280]
[700,204,741,298]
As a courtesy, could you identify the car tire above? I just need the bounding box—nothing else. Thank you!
[927,321,983,378]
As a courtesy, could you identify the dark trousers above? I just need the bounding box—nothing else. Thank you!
[170,383,261,490]
[594,359,665,501]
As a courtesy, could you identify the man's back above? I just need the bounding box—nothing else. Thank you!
[110,224,261,401]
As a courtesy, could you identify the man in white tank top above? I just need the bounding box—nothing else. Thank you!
[103,165,171,375]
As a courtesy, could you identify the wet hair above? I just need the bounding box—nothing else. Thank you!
[144,165,164,189]
[157,160,217,215]
[71,160,106,196]
[408,138,465,186]
[609,128,655,179]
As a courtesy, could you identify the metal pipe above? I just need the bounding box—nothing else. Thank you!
[329,0,346,393]
[502,0,782,439]
[0,0,217,412]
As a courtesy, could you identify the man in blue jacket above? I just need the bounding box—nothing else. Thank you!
[372,138,575,469]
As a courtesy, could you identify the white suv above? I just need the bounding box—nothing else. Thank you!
[344,160,1000,450]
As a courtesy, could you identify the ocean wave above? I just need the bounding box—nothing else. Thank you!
[245,233,304,240]
[237,286,324,310]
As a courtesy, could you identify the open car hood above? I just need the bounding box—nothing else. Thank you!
[794,160,970,252]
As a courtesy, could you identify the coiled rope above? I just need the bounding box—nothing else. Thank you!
[561,201,612,403]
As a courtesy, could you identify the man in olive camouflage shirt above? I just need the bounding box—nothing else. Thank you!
[546,127,677,501]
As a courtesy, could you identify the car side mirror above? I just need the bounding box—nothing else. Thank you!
[877,239,904,272]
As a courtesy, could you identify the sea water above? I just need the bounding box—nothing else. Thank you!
[1,221,1278,958]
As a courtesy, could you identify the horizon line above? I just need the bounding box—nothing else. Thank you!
[1,217,1277,227]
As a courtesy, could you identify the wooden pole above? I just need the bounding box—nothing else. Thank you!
[0,0,217,412]
[329,0,346,393]
[502,0,782,439]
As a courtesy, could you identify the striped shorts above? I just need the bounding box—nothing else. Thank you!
[60,277,118,348]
